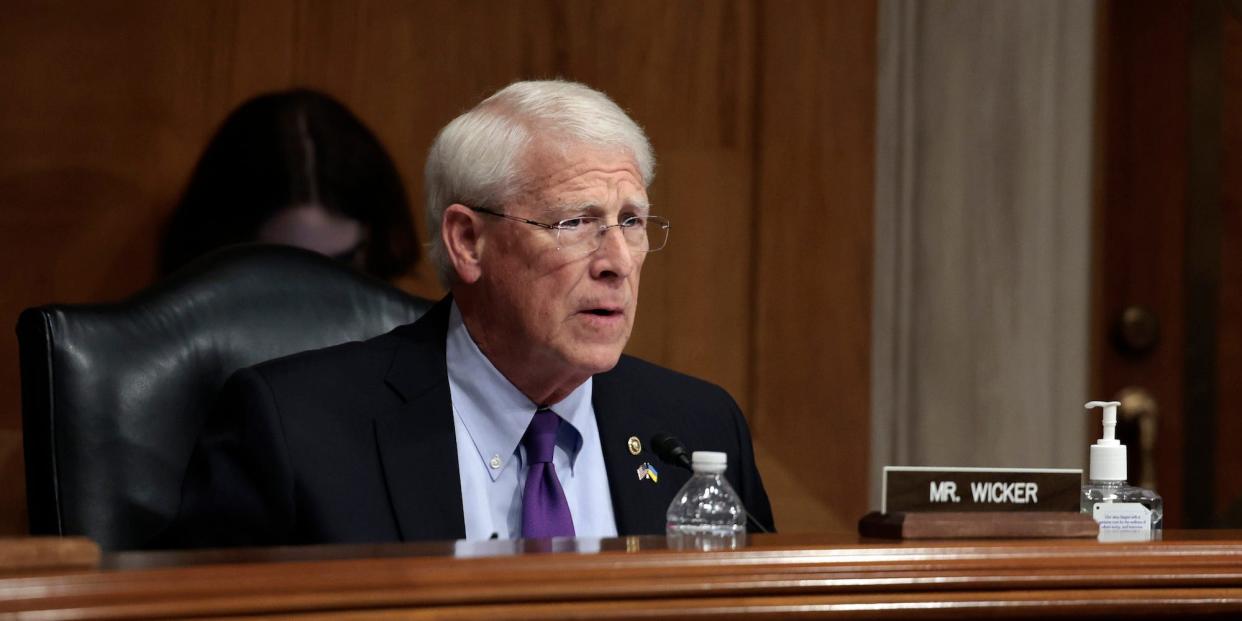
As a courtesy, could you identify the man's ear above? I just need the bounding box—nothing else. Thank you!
[442,204,485,284]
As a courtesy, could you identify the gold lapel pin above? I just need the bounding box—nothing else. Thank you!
[627,436,642,455]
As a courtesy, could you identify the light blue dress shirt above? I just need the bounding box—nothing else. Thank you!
[446,303,618,540]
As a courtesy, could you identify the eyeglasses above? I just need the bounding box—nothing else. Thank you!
[469,206,670,256]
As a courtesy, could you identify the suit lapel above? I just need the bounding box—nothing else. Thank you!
[594,363,689,535]
[373,298,466,541]
[372,301,684,539]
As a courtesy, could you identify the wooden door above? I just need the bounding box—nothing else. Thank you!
[1093,0,1242,528]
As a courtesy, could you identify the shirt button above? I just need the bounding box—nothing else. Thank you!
[490,455,502,469]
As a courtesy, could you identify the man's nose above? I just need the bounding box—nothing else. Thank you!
[590,226,635,278]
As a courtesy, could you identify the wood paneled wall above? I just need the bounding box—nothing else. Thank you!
[0,0,875,536]
[1218,2,1242,526]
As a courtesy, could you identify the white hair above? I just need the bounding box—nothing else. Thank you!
[423,80,655,285]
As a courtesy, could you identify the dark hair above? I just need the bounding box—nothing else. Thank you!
[161,89,419,279]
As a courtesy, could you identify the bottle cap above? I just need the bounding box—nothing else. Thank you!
[691,451,727,474]
[1086,400,1126,481]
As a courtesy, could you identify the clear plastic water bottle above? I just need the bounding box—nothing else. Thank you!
[665,451,746,550]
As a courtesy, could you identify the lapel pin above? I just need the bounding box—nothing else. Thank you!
[627,436,642,455]
[637,462,659,483]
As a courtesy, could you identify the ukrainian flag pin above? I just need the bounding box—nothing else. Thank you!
[636,462,659,483]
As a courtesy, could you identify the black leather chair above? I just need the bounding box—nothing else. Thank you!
[17,244,433,550]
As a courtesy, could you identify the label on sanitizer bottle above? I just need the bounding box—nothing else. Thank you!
[1093,502,1151,532]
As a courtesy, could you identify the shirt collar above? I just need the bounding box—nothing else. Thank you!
[445,302,592,481]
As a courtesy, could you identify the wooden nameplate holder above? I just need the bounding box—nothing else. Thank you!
[859,511,1099,539]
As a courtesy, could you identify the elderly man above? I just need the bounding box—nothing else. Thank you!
[174,80,773,545]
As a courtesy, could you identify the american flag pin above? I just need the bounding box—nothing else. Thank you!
[636,462,659,484]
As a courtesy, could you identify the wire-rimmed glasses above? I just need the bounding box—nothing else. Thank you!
[469,206,670,257]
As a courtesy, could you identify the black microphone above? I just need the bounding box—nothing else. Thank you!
[650,432,693,471]
[649,432,771,534]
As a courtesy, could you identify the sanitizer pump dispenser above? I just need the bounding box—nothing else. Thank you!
[1081,401,1163,536]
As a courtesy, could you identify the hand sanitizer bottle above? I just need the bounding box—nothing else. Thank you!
[1081,400,1163,537]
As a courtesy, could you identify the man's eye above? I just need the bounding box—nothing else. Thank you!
[620,216,646,228]
[558,218,586,229]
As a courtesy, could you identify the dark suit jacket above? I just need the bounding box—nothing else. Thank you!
[174,297,773,546]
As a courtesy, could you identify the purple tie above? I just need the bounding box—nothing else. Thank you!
[521,408,575,538]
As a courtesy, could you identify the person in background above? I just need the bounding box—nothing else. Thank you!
[160,89,420,279]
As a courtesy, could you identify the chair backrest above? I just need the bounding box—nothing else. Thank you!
[17,244,433,550]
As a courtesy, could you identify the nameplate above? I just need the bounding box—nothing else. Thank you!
[882,466,1082,513]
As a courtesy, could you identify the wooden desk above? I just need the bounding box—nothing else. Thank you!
[3,531,1242,619]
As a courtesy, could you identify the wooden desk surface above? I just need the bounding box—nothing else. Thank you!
[4,531,1242,619]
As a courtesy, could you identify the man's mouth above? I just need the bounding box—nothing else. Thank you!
[574,305,629,338]
[578,304,626,320]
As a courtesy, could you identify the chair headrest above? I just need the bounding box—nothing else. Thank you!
[18,243,433,549]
